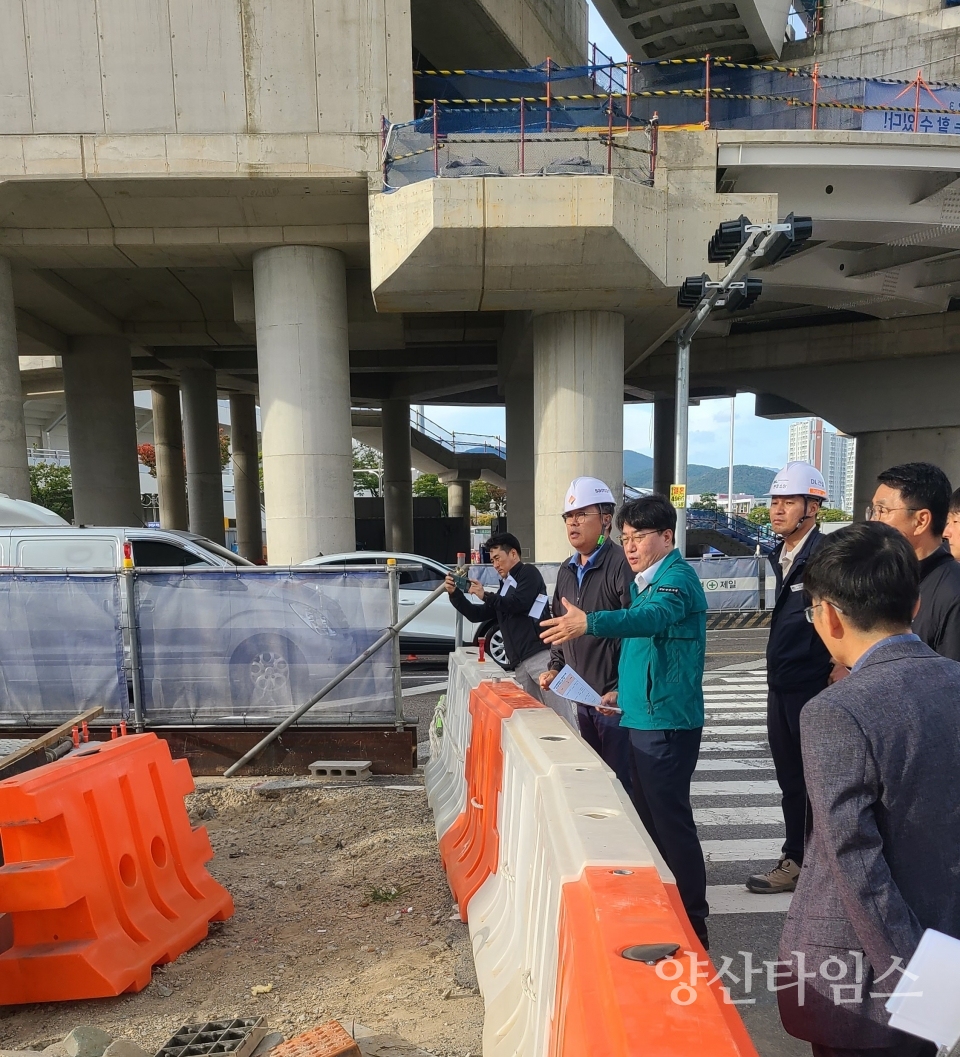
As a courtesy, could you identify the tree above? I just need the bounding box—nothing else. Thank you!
[353,442,383,496]
[470,481,507,516]
[413,473,448,515]
[218,428,231,470]
[30,462,73,521]
[137,443,157,477]
[691,491,720,511]
[748,505,770,525]
[819,507,852,522]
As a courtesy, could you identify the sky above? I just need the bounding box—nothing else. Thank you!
[420,3,823,474]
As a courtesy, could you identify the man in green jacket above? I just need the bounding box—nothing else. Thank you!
[541,494,710,947]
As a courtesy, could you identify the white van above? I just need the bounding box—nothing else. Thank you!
[0,526,253,569]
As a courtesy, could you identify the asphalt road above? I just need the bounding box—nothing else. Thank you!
[400,628,809,1057]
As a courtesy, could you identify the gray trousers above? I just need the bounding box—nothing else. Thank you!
[513,650,579,730]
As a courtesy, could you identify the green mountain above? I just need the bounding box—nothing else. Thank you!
[623,450,777,498]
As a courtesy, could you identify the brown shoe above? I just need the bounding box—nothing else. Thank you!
[746,857,800,893]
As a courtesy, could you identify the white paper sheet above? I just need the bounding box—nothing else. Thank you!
[886,928,960,1048]
[501,574,518,596]
[528,593,548,619]
[550,665,602,707]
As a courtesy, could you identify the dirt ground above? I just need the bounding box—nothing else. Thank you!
[0,776,484,1056]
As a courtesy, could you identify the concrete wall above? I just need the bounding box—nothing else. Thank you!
[0,0,414,135]
[785,0,960,80]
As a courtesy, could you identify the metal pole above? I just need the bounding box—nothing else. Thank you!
[606,89,614,174]
[704,53,711,129]
[519,97,525,175]
[123,569,145,732]
[625,55,632,132]
[727,395,735,517]
[811,62,819,130]
[223,576,456,776]
[433,101,439,176]
[455,610,464,649]
[546,56,552,132]
[674,335,690,558]
[388,559,404,731]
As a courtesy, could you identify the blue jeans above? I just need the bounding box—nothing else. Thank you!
[628,726,708,945]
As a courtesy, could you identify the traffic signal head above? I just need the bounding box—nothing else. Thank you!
[708,215,751,264]
[723,276,762,312]
[764,213,813,265]
[677,273,710,308]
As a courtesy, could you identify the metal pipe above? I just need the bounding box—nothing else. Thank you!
[811,63,819,130]
[606,89,614,174]
[388,560,404,731]
[704,53,711,129]
[625,55,632,132]
[433,101,439,176]
[223,576,455,776]
[545,56,552,132]
[727,396,735,516]
[519,97,525,174]
[674,335,690,557]
[124,569,145,732]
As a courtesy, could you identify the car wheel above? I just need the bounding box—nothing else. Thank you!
[486,627,510,671]
[229,634,309,710]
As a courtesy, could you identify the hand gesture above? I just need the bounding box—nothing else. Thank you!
[539,599,588,645]
[539,669,558,690]
[597,690,619,716]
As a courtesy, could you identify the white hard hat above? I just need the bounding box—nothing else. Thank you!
[563,477,616,514]
[768,462,828,500]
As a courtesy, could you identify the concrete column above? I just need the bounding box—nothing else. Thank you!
[853,427,960,520]
[63,337,142,526]
[653,395,676,498]
[253,245,354,563]
[151,384,188,530]
[230,392,263,562]
[180,366,225,545]
[381,399,414,552]
[446,476,472,530]
[506,373,535,558]
[533,311,625,561]
[0,258,30,500]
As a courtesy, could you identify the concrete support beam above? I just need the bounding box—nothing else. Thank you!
[0,258,30,501]
[230,392,263,563]
[653,396,676,498]
[151,385,188,531]
[63,337,142,527]
[442,474,473,542]
[505,373,535,558]
[381,399,414,553]
[180,366,225,545]
[853,428,960,521]
[254,245,354,564]
[533,311,625,561]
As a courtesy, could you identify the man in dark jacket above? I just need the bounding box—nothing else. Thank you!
[870,461,960,661]
[748,462,836,895]
[444,532,554,706]
[538,477,634,793]
[778,522,958,1057]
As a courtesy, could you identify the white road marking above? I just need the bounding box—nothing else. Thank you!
[702,838,784,862]
[707,885,793,914]
[691,780,781,796]
[707,712,772,721]
[694,806,783,825]
[698,741,768,752]
[704,725,768,736]
[401,681,448,697]
[696,757,775,771]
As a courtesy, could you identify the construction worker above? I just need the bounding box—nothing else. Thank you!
[539,477,634,791]
[747,461,835,895]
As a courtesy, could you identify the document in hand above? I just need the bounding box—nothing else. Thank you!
[886,928,960,1049]
[551,665,602,707]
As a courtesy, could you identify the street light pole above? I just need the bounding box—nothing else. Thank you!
[727,396,735,517]
[674,335,691,557]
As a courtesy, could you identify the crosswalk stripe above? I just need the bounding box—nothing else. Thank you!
[707,885,793,914]
[699,741,767,752]
[702,838,783,862]
[696,757,774,771]
[707,712,772,721]
[704,725,768,735]
[694,806,783,825]
[691,780,781,796]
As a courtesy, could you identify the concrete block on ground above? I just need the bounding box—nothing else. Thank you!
[308,760,372,782]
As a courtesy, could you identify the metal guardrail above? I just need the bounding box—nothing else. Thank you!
[687,508,779,553]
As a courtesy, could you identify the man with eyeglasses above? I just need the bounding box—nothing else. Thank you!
[942,487,960,562]
[747,462,836,897]
[538,477,634,791]
[540,494,710,948]
[869,462,960,662]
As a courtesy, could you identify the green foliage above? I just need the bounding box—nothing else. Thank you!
[470,481,506,516]
[353,442,383,496]
[413,473,448,514]
[218,429,231,471]
[748,505,771,525]
[30,462,73,522]
[819,507,852,523]
[691,491,720,511]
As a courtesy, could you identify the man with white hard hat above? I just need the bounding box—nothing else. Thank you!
[539,477,634,788]
[746,461,836,896]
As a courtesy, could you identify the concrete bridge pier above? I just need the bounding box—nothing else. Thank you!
[442,474,473,545]
[63,337,143,527]
[853,427,960,520]
[151,384,188,531]
[653,396,676,499]
[533,311,625,561]
[254,246,354,565]
[181,366,226,546]
[230,392,264,563]
[505,373,535,558]
[381,398,414,553]
[0,258,30,502]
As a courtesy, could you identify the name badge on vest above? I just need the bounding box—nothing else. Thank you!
[790,582,804,593]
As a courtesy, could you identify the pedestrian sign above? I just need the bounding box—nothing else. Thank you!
[669,484,687,509]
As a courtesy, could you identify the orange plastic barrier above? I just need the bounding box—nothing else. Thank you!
[549,866,758,1057]
[0,733,233,1003]
[438,680,542,920]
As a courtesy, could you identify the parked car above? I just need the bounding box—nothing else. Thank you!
[298,550,513,666]
[0,526,254,569]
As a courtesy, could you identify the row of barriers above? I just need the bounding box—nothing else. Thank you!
[426,648,759,1056]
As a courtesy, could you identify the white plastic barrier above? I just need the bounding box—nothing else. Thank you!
[424,648,515,841]
[468,706,670,1056]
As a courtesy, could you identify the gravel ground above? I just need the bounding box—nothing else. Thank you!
[0,777,483,1057]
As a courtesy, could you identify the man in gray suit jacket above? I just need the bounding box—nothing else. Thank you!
[778,522,960,1057]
